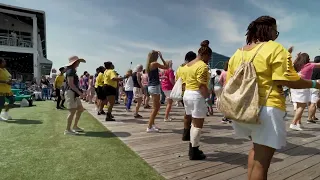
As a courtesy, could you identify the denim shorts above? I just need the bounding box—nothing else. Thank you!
[0,96,14,108]
[148,85,161,95]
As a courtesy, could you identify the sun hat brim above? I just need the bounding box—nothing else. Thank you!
[65,58,86,67]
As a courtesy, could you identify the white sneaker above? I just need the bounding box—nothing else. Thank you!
[297,124,303,128]
[146,127,159,133]
[164,117,173,122]
[152,124,161,130]
[290,124,303,131]
[0,116,7,121]
[1,112,11,120]
[64,130,79,135]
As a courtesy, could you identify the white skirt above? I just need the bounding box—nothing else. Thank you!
[290,88,310,103]
[232,106,286,149]
[310,88,320,104]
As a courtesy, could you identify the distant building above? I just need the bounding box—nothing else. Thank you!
[0,3,52,82]
[209,52,230,69]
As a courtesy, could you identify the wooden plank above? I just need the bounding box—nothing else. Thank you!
[83,102,320,180]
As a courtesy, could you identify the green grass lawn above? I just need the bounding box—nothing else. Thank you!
[0,101,164,180]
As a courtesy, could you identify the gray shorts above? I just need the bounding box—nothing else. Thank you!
[148,85,161,95]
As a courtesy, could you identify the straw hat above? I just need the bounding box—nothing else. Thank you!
[65,56,86,67]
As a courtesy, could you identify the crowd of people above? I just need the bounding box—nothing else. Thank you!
[1,15,320,179]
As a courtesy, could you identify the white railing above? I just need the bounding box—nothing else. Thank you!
[0,35,33,48]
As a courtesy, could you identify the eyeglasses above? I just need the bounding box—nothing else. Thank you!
[273,29,280,37]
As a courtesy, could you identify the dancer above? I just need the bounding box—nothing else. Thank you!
[162,60,175,121]
[183,40,212,160]
[219,61,231,123]
[87,75,95,104]
[290,53,320,130]
[176,51,197,141]
[226,16,320,179]
[94,66,106,115]
[103,62,124,121]
[309,56,320,121]
[132,65,144,118]
[141,69,151,108]
[54,67,66,109]
[146,50,168,132]
[64,56,86,135]
[0,58,14,121]
[124,69,134,112]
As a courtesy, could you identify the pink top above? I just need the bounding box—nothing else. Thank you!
[141,74,148,86]
[299,63,316,80]
[161,69,175,91]
[219,71,227,87]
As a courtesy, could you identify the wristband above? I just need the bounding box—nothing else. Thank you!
[312,80,317,88]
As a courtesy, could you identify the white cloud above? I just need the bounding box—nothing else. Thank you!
[204,8,245,44]
[246,0,307,32]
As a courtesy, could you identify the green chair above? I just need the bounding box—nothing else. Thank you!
[7,89,34,106]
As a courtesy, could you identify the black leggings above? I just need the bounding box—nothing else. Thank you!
[55,88,65,108]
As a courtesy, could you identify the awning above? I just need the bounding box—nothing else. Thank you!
[39,57,52,75]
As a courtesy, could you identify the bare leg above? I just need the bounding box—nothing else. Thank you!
[148,94,160,128]
[135,97,142,115]
[308,103,316,120]
[66,109,76,131]
[248,143,275,180]
[165,98,173,119]
[291,102,306,125]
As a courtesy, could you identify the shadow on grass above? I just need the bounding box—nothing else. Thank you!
[83,131,131,138]
[5,119,43,124]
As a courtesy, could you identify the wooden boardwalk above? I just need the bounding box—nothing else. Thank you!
[83,102,320,180]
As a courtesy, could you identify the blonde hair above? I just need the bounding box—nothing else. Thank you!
[126,69,132,76]
[145,50,159,73]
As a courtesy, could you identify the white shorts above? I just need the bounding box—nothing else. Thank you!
[214,86,222,97]
[290,88,310,103]
[183,90,207,118]
[133,87,143,99]
[310,88,319,103]
[232,106,286,150]
[163,90,172,99]
[65,90,83,110]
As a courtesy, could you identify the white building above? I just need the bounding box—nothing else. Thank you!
[0,3,52,82]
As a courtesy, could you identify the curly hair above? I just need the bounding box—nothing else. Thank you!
[246,16,277,44]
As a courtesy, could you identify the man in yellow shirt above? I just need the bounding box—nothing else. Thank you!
[54,67,65,109]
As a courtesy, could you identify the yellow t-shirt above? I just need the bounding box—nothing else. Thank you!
[185,61,209,91]
[103,69,118,88]
[95,72,104,88]
[54,74,64,88]
[0,68,12,95]
[227,40,300,111]
[176,65,187,83]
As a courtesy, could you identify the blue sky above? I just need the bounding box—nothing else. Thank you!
[2,0,320,75]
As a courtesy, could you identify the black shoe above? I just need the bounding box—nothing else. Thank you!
[189,143,206,160]
[61,105,66,109]
[105,113,115,121]
[307,120,317,124]
[100,110,106,115]
[56,106,63,110]
[182,128,190,141]
[134,114,143,118]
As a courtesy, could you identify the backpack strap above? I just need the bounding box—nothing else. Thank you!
[240,43,265,63]
[249,43,265,63]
